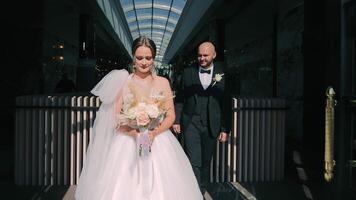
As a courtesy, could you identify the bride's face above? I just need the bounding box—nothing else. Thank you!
[133,46,154,74]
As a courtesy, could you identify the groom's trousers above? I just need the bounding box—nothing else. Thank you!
[184,115,216,194]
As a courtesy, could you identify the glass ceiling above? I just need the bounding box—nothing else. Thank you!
[119,0,187,63]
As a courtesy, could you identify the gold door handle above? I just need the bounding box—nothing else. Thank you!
[324,87,336,182]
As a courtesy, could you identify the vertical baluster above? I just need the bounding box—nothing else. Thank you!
[274,99,279,180]
[15,97,24,184]
[44,96,52,185]
[260,98,266,181]
[38,97,45,185]
[83,96,89,165]
[32,96,39,185]
[14,97,18,184]
[51,96,58,185]
[244,98,250,182]
[255,98,261,182]
[14,98,18,184]
[25,96,32,185]
[21,96,26,185]
[70,96,76,185]
[237,98,243,181]
[63,96,71,185]
[221,135,225,182]
[57,96,64,185]
[76,96,83,184]
[266,99,272,181]
[281,99,286,180]
[249,98,254,182]
[272,98,278,181]
[210,148,214,182]
[278,99,286,180]
[275,99,281,180]
[232,98,238,182]
[89,96,95,146]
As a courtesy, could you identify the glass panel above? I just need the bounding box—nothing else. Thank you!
[162,32,172,38]
[125,10,136,19]
[153,8,169,18]
[165,27,174,33]
[135,2,153,10]
[132,33,139,40]
[119,0,187,62]
[166,21,176,28]
[152,28,164,34]
[136,8,152,18]
[153,2,171,11]
[171,0,186,10]
[154,0,172,6]
[165,22,175,30]
[135,0,151,4]
[152,39,161,44]
[167,18,178,25]
[137,15,151,21]
[151,32,164,37]
[169,12,180,21]
[151,24,166,30]
[120,0,133,6]
[131,30,139,37]
[129,25,139,32]
[152,19,166,27]
[120,0,134,11]
[128,21,137,28]
[140,29,152,34]
[138,19,152,27]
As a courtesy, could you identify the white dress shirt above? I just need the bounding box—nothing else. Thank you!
[199,65,214,90]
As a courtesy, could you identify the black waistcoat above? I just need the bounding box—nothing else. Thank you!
[193,87,210,125]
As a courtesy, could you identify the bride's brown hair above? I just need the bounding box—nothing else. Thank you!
[132,36,156,59]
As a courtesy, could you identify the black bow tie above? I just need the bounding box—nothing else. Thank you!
[200,69,211,74]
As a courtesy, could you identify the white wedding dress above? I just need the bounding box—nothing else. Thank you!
[75,69,202,200]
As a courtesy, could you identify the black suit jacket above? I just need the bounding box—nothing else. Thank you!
[175,64,231,138]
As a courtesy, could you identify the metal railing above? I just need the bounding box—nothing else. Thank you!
[15,94,100,185]
[15,95,286,185]
[211,97,286,182]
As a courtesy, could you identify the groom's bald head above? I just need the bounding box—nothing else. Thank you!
[197,42,216,68]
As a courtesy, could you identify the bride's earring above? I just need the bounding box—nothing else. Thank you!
[131,63,136,73]
[150,64,156,75]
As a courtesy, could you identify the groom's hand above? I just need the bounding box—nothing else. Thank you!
[172,124,181,134]
[218,132,228,142]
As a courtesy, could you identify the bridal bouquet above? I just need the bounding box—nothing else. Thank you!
[117,87,167,156]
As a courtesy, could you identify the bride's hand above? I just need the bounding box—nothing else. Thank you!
[148,130,157,144]
[118,125,138,137]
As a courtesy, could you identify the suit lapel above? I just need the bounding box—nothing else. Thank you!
[192,66,200,102]
[192,66,200,85]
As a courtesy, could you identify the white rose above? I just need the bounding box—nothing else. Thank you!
[136,102,147,112]
[145,104,160,118]
[127,107,137,120]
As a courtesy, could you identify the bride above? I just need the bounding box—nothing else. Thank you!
[75,36,203,200]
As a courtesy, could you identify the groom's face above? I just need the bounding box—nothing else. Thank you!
[197,43,216,68]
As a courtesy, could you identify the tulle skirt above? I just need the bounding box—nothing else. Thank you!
[75,127,203,200]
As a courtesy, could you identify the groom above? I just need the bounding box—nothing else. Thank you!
[173,41,231,194]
